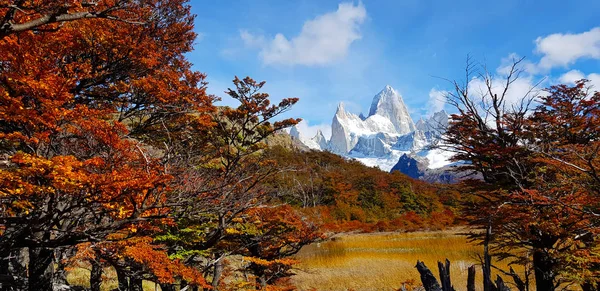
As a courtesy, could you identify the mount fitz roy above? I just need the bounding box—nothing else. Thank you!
[290,85,458,180]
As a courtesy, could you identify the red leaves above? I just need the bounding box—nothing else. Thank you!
[447,78,600,285]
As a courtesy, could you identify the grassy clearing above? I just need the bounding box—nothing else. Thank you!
[67,266,159,291]
[291,228,520,291]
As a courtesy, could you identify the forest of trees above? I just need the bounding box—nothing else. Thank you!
[0,1,599,291]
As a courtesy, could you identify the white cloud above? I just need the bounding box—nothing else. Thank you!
[467,74,542,111]
[559,70,600,92]
[294,120,332,140]
[496,53,537,75]
[590,74,600,92]
[241,2,367,66]
[559,69,586,84]
[426,88,447,116]
[535,27,600,71]
[240,30,265,48]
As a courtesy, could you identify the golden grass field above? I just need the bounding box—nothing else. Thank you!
[67,267,159,291]
[291,228,522,291]
[69,228,584,291]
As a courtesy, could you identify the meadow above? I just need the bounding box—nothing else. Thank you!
[292,228,517,291]
[65,229,518,290]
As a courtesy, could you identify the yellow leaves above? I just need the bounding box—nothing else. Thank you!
[225,227,242,235]
[10,200,33,214]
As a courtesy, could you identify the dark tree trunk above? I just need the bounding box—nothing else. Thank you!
[115,267,129,291]
[28,246,54,291]
[437,259,455,291]
[483,223,493,291]
[130,277,143,291]
[532,250,555,291]
[467,265,476,291]
[0,248,27,290]
[415,261,442,291]
[90,260,103,291]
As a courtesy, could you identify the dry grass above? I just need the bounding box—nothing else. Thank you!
[291,228,522,291]
[67,265,160,291]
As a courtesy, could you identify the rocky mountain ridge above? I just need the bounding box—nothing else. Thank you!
[290,85,458,181]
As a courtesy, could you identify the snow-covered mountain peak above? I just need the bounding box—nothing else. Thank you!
[368,85,396,116]
[292,87,454,174]
[368,85,415,135]
[312,130,328,150]
[415,110,449,133]
[289,125,329,151]
[336,102,346,115]
[289,125,301,140]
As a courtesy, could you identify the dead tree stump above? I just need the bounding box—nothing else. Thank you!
[415,261,442,291]
[467,265,476,291]
[437,259,455,291]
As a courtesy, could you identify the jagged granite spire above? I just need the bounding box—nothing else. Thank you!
[312,130,328,150]
[368,85,415,135]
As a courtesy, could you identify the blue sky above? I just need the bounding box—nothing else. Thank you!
[188,0,600,139]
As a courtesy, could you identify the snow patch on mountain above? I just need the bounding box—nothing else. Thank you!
[417,148,454,169]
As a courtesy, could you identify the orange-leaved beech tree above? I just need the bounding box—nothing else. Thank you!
[151,77,302,290]
[0,0,215,290]
[440,57,600,291]
[236,205,324,290]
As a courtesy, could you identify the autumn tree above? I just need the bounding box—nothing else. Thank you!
[235,205,323,290]
[0,1,214,290]
[440,57,600,290]
[148,77,301,290]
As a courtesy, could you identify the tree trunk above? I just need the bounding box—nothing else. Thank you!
[415,261,442,291]
[211,255,224,289]
[437,259,455,291]
[115,267,129,291]
[0,248,27,290]
[483,223,493,291]
[90,260,102,291]
[532,250,555,291]
[28,246,54,291]
[53,247,72,288]
[160,283,176,291]
[467,265,476,291]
